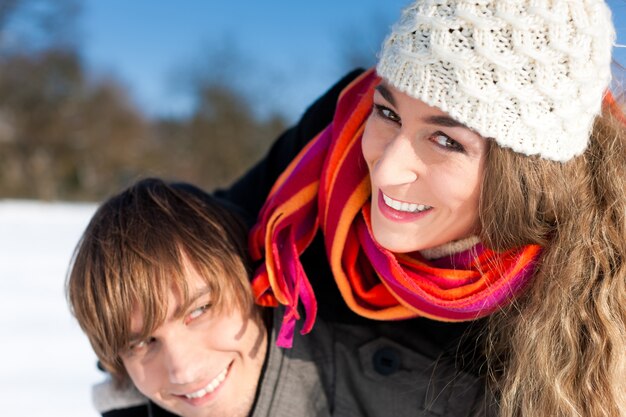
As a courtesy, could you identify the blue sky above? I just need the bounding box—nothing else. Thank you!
[81,1,626,122]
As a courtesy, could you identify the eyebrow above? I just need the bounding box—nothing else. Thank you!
[375,83,470,129]
[126,286,212,342]
[375,84,396,107]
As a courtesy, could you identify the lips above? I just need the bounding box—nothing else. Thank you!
[377,191,433,222]
[175,362,232,405]
[184,366,228,399]
[382,192,431,213]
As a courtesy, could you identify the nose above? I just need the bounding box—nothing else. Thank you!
[371,133,421,187]
[162,338,201,385]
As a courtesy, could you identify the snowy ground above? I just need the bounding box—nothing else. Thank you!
[0,200,101,416]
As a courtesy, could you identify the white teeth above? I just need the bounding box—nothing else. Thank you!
[382,193,431,213]
[184,366,229,399]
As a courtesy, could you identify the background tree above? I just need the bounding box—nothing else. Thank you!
[150,43,286,191]
[0,47,148,200]
[0,4,286,200]
[0,3,403,201]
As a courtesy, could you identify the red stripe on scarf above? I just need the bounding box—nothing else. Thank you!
[603,91,626,125]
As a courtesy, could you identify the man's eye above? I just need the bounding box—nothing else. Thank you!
[432,132,465,153]
[188,303,211,322]
[373,104,401,124]
[128,337,154,353]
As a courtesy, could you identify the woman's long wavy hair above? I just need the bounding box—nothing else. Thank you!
[478,86,626,417]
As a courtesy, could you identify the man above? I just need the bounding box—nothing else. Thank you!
[67,178,329,417]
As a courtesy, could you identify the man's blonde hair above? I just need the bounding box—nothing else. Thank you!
[67,178,257,385]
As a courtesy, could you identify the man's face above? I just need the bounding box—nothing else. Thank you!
[120,260,267,417]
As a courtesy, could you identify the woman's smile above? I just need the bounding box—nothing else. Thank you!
[381,192,432,213]
[377,191,433,223]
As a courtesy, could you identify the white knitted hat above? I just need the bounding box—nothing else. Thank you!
[376,0,615,162]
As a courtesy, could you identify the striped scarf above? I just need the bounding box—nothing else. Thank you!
[250,69,542,347]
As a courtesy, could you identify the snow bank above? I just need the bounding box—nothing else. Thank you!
[0,200,101,416]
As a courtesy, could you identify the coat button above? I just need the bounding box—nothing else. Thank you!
[372,346,401,376]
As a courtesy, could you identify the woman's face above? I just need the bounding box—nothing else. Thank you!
[362,82,488,254]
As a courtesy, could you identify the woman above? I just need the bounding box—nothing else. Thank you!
[221,1,625,416]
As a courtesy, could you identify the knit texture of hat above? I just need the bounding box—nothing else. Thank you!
[376,0,615,162]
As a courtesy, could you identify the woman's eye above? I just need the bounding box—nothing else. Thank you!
[373,104,401,125]
[432,132,465,153]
